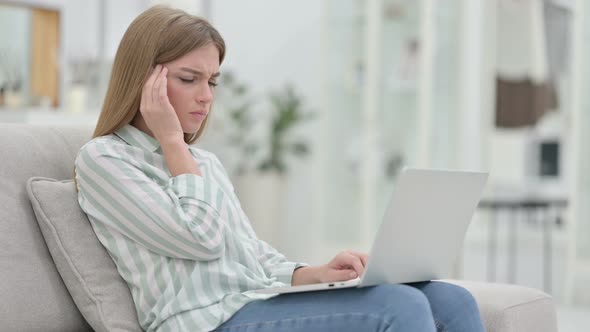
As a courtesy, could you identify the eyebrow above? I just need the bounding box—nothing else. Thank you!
[179,67,220,78]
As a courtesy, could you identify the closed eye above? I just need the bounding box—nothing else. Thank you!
[180,77,217,87]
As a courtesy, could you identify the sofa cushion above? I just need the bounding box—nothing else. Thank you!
[27,177,143,332]
[0,125,93,332]
[446,280,558,332]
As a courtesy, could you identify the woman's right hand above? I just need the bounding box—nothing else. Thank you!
[317,250,368,282]
[139,64,184,145]
[292,250,368,286]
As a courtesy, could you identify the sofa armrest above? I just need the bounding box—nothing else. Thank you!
[444,280,558,332]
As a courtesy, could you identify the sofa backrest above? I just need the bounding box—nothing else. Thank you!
[0,124,94,332]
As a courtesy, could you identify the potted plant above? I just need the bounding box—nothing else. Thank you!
[213,74,314,174]
[199,70,258,177]
[235,83,314,245]
[67,57,99,113]
[218,71,258,175]
[256,84,313,174]
[208,74,314,245]
[5,71,22,108]
[2,54,23,109]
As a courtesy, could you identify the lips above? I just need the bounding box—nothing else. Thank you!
[189,111,207,121]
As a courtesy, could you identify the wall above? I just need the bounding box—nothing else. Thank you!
[210,0,323,262]
[0,5,31,103]
[210,0,322,111]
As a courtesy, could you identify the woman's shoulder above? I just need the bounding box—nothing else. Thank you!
[189,146,229,173]
[189,146,219,162]
[76,133,129,162]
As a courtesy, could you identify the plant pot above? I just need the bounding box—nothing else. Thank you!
[234,172,286,247]
[66,84,88,113]
[5,90,23,109]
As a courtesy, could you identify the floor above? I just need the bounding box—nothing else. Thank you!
[556,305,590,332]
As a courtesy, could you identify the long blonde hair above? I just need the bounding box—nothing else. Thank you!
[93,5,225,144]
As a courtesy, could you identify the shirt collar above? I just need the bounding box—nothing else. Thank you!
[114,124,161,152]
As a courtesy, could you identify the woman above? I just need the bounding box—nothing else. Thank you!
[75,5,485,332]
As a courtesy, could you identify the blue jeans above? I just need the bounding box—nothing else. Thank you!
[214,281,485,332]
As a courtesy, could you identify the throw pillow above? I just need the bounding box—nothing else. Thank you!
[27,177,143,332]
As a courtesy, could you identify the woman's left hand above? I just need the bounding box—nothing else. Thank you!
[292,250,368,286]
[319,250,368,282]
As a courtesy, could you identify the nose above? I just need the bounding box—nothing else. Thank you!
[196,81,213,104]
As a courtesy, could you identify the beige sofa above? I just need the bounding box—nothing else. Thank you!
[0,124,558,331]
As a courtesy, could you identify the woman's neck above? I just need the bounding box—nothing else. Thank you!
[130,114,155,138]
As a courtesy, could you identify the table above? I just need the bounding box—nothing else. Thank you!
[478,196,568,293]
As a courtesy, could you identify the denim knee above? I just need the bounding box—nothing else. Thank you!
[430,282,480,314]
[447,283,483,322]
[369,284,436,331]
[452,284,479,310]
[418,282,484,332]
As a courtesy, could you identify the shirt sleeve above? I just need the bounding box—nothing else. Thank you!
[75,141,226,261]
[255,239,309,285]
[208,152,309,284]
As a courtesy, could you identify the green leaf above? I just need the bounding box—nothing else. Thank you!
[290,142,309,156]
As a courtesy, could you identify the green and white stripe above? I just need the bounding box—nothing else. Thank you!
[75,124,305,332]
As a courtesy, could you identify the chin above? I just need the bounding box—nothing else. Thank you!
[181,124,203,135]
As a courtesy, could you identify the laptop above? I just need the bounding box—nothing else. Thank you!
[255,168,488,294]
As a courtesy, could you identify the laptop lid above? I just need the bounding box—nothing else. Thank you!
[359,168,488,287]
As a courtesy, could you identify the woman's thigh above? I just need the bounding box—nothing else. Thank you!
[214,284,437,332]
[410,281,485,332]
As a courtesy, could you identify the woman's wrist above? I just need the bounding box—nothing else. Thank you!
[158,135,186,151]
[292,265,322,286]
[160,139,201,177]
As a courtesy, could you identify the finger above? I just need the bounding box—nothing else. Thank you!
[348,250,369,267]
[144,65,160,100]
[151,65,165,106]
[142,65,160,112]
[158,67,171,108]
[326,269,358,282]
[344,253,365,276]
[335,252,364,276]
[360,254,368,267]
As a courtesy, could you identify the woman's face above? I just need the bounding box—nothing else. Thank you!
[164,44,220,134]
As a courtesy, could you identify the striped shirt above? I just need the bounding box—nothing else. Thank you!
[75,124,306,332]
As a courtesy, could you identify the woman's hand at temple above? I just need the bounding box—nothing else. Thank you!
[291,250,368,286]
[140,64,184,145]
[137,64,201,177]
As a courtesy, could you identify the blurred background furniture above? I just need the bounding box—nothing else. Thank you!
[479,193,568,293]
